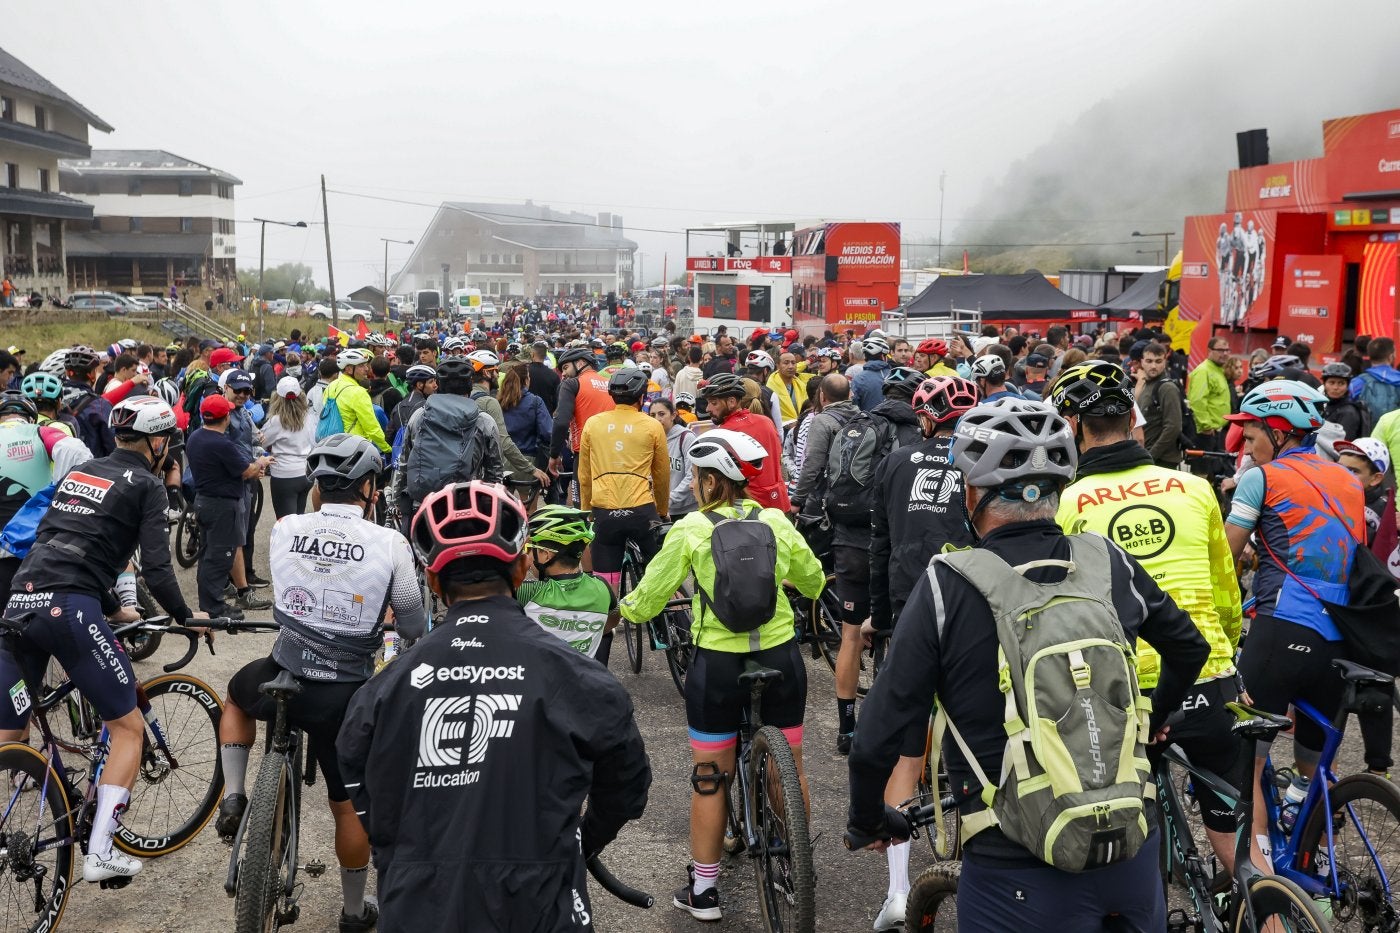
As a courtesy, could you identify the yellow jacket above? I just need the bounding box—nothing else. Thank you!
[578,404,670,515]
[767,371,813,423]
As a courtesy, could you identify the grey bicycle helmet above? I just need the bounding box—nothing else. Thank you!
[306,433,383,490]
[950,398,1076,492]
[608,368,649,401]
[697,372,747,400]
[557,347,595,368]
[405,363,437,384]
[1320,361,1352,380]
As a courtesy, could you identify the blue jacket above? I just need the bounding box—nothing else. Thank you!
[852,359,891,412]
[503,390,551,459]
[1351,364,1400,421]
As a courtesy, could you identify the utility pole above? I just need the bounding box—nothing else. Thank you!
[321,175,337,330]
[255,217,307,341]
[380,237,414,319]
[1132,230,1174,268]
[937,171,947,269]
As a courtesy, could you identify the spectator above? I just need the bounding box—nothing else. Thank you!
[1138,342,1185,467]
[1187,337,1232,449]
[258,377,317,519]
[499,364,552,472]
[701,334,739,379]
[1351,337,1400,422]
[1320,362,1368,440]
[306,357,337,412]
[672,346,704,402]
[649,398,697,518]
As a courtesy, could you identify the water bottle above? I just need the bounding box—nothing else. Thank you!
[1280,774,1309,833]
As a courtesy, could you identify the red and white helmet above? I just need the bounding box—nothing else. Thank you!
[689,428,768,482]
[745,350,776,371]
[411,481,528,573]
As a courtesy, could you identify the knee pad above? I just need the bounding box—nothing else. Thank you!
[690,761,727,796]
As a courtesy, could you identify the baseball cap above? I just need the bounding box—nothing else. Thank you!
[199,395,233,420]
[209,348,240,368]
[1335,438,1391,475]
[1026,353,1049,368]
[6,346,23,355]
[224,369,255,392]
[198,339,221,351]
[1075,334,1094,348]
[784,329,799,343]
[971,336,999,355]
[630,341,645,352]
[689,334,704,345]
[276,375,303,398]
[1272,335,1291,350]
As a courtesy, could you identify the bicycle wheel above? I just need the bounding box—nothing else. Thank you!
[663,586,694,699]
[906,863,960,933]
[123,577,164,662]
[234,751,294,933]
[174,506,201,569]
[1296,772,1400,931]
[748,725,815,933]
[0,742,75,933]
[115,674,224,857]
[620,556,644,675]
[1233,874,1330,932]
[917,734,961,862]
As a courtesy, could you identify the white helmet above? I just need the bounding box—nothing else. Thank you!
[745,350,776,371]
[467,349,500,371]
[971,355,1006,379]
[39,349,68,376]
[689,428,768,482]
[109,395,178,437]
[442,335,470,353]
[336,348,372,370]
[637,360,653,375]
[862,336,890,358]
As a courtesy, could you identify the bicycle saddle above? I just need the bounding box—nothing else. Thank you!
[1225,702,1292,743]
[738,659,783,688]
[259,669,304,698]
[1333,659,1395,687]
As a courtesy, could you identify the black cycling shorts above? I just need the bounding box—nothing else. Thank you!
[0,590,137,729]
[228,656,362,802]
[832,545,870,626]
[590,504,660,575]
[685,641,806,748]
[1147,677,1243,833]
[1238,614,1345,758]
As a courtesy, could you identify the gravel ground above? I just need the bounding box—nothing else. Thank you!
[49,484,1390,932]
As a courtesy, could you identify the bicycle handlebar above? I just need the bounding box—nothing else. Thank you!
[586,856,653,909]
[1182,449,1235,460]
[118,618,279,673]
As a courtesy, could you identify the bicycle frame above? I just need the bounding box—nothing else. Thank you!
[222,693,306,901]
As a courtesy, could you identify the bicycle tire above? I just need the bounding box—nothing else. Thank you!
[748,725,815,933]
[234,751,293,933]
[174,507,200,569]
[123,576,164,661]
[620,556,644,675]
[906,863,960,933]
[1233,874,1330,932]
[115,674,224,857]
[663,584,695,699]
[1295,771,1400,931]
[0,742,75,933]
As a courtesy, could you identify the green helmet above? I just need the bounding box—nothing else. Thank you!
[527,504,595,547]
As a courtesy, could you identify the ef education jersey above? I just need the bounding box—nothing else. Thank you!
[269,503,427,682]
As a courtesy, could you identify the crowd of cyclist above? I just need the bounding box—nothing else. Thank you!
[0,304,1396,931]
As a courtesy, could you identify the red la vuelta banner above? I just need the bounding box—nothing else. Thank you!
[1279,254,1344,354]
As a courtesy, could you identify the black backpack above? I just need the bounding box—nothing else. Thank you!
[406,394,483,502]
[1150,379,1198,450]
[697,506,778,633]
[824,411,917,526]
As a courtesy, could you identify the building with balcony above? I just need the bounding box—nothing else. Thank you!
[0,46,112,300]
[390,201,637,300]
[59,149,241,298]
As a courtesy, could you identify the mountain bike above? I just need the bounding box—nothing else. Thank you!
[173,497,202,569]
[713,659,815,933]
[618,522,681,678]
[0,620,226,932]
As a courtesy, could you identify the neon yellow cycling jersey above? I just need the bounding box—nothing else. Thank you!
[1056,461,1241,689]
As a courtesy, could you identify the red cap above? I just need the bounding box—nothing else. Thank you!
[630,341,645,352]
[209,348,240,368]
[752,328,768,337]
[784,329,798,342]
[200,395,233,420]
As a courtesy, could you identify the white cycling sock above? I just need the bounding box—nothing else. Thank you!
[886,841,910,897]
[692,860,719,895]
[341,863,369,916]
[115,572,137,608]
[220,744,250,797]
[91,784,129,859]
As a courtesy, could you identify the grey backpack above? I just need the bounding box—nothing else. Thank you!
[696,506,777,633]
[406,394,483,502]
[929,534,1153,872]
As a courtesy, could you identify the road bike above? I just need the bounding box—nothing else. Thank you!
[0,620,225,932]
[783,575,879,696]
[712,659,815,933]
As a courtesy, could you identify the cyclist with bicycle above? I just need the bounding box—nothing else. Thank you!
[1051,360,1246,872]
[847,399,1209,933]
[517,504,618,662]
[0,396,198,884]
[619,429,825,921]
[216,433,426,933]
[338,481,650,930]
[578,368,669,595]
[1222,380,1366,862]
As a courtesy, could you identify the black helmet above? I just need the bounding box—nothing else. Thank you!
[435,357,475,392]
[1048,360,1135,418]
[608,368,648,401]
[1320,361,1352,380]
[557,347,594,368]
[306,433,383,490]
[882,366,925,399]
[0,390,38,422]
[697,372,746,401]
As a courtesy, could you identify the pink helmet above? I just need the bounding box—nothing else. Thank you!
[410,482,528,573]
[913,376,980,425]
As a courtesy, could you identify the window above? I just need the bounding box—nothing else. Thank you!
[479,253,488,264]
[180,217,193,233]
[217,183,231,198]
[218,218,233,234]
[490,254,499,265]
[514,254,523,264]
[38,168,49,192]
[32,106,45,131]
[129,217,142,232]
[178,179,192,197]
[128,179,141,196]
[4,163,16,188]
[0,97,12,121]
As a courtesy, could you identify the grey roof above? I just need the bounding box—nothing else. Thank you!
[59,149,242,185]
[442,202,638,251]
[65,232,213,259]
[0,47,112,133]
[0,188,93,220]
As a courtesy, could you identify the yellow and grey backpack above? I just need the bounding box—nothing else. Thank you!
[930,533,1154,871]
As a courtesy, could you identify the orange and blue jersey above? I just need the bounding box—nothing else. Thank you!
[1226,446,1365,640]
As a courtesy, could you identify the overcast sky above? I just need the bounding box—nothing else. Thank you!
[8,0,1399,293]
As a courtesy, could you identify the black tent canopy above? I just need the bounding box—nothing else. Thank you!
[903,273,1098,322]
[1099,268,1167,315]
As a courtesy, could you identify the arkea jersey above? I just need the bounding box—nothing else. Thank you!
[269,503,427,682]
[517,572,616,657]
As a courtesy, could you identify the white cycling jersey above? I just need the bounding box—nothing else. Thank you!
[269,502,427,682]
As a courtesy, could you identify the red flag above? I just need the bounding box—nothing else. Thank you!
[327,324,339,339]
[962,250,970,275]
[355,318,370,340]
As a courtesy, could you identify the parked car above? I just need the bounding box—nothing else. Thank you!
[71,296,131,316]
[69,290,139,314]
[307,299,369,321]
[266,298,296,315]
[127,295,163,311]
[344,299,379,320]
